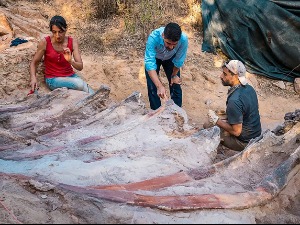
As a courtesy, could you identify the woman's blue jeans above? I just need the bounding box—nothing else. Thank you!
[145,57,182,110]
[45,74,94,94]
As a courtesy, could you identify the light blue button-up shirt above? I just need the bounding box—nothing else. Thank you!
[144,27,188,71]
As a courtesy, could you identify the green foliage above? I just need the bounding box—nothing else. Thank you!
[122,0,164,40]
[89,0,203,41]
[119,0,188,40]
[92,0,118,19]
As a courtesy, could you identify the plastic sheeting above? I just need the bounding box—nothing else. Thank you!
[201,0,300,82]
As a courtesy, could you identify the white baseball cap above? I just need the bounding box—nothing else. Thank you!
[225,60,247,85]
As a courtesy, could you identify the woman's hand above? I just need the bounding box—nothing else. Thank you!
[63,47,72,63]
[30,76,38,91]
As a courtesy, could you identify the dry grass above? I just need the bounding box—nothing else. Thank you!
[22,0,202,54]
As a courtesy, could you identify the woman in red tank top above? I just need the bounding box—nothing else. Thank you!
[29,15,94,94]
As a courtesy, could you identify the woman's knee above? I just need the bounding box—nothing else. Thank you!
[45,77,84,91]
[71,78,85,90]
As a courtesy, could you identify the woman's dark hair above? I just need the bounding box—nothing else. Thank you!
[164,22,182,42]
[49,15,67,31]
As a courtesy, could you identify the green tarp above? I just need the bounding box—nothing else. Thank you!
[201,0,300,82]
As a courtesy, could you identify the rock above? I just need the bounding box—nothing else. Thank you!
[294,78,300,94]
[0,12,13,51]
[273,81,286,90]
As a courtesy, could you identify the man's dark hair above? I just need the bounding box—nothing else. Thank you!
[164,22,182,42]
[49,15,67,31]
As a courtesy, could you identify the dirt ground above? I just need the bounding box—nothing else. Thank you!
[0,0,300,224]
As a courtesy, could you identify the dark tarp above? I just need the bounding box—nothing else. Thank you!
[201,0,300,82]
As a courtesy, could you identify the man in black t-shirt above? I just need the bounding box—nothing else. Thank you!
[207,60,262,151]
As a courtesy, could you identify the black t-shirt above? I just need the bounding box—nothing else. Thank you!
[226,84,262,143]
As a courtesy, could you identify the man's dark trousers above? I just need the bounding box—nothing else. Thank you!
[145,57,182,110]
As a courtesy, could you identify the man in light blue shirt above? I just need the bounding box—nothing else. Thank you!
[144,22,188,110]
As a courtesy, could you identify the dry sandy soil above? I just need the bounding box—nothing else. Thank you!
[0,0,300,224]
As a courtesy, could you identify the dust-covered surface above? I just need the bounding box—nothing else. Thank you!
[0,0,300,224]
